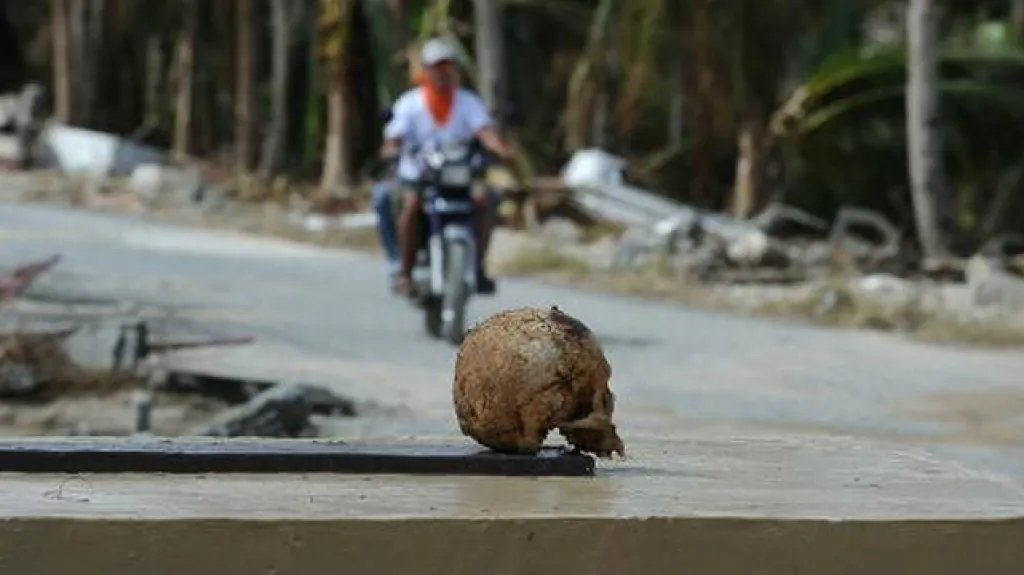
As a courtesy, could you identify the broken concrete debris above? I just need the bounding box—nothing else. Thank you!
[37,122,166,177]
[0,255,355,438]
[485,149,1024,333]
[188,383,356,439]
[553,149,1020,281]
[0,256,82,400]
[0,84,45,170]
[162,370,276,404]
[966,255,1024,312]
[0,327,84,400]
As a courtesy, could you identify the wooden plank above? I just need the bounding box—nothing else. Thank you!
[0,438,595,477]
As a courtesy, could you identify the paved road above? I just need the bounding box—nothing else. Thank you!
[3,202,1024,478]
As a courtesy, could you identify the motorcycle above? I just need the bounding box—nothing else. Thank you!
[405,139,487,345]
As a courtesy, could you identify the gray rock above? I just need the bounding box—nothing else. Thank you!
[128,163,205,205]
[725,229,771,266]
[966,255,1024,312]
[0,361,41,398]
[854,274,918,308]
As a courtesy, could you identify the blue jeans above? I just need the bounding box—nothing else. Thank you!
[372,181,400,273]
[372,179,501,275]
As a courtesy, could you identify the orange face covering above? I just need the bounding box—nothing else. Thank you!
[416,63,456,126]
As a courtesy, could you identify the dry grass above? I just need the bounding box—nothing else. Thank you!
[579,220,627,244]
[751,279,927,329]
[908,317,1024,348]
[741,279,1024,347]
[494,245,592,278]
[204,212,383,252]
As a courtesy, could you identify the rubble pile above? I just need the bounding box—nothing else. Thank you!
[0,327,138,401]
[489,149,1024,337]
[0,255,356,437]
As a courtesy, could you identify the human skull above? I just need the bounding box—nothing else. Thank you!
[452,306,624,457]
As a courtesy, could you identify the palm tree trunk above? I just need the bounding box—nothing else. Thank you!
[667,55,684,148]
[51,0,72,123]
[235,0,256,172]
[80,0,104,128]
[682,0,716,207]
[172,0,197,158]
[319,0,355,193]
[906,0,949,259]
[386,0,405,53]
[321,72,355,192]
[563,0,613,152]
[1012,0,1024,37]
[260,0,291,176]
[67,0,85,122]
[473,0,504,131]
[730,111,766,218]
[137,35,163,138]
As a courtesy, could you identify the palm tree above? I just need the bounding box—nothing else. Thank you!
[906,0,949,260]
[317,0,356,193]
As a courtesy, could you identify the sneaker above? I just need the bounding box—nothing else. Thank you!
[387,263,401,293]
[393,273,412,296]
[476,272,497,295]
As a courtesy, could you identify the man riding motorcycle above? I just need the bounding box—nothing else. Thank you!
[372,131,502,289]
[380,38,516,296]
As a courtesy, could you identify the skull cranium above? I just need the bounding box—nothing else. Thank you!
[452,306,624,458]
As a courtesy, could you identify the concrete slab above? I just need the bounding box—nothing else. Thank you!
[1,435,1023,574]
[2,434,1021,521]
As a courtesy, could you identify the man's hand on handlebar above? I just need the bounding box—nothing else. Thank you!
[495,139,517,163]
[380,139,401,162]
[475,126,518,165]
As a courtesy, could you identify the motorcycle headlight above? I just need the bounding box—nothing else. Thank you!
[427,151,445,169]
[442,142,468,161]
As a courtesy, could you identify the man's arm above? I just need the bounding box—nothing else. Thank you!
[466,94,515,161]
[380,96,410,159]
[475,125,515,161]
[380,138,401,160]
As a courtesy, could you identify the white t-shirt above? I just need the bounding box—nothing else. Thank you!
[384,87,492,181]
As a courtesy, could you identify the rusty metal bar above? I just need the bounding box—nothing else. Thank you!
[0,254,61,305]
[145,336,256,354]
[0,439,595,477]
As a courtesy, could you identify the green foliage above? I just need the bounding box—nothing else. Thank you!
[775,38,1024,233]
[14,0,1024,235]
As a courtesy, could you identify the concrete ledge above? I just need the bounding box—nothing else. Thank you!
[2,434,1023,574]
[3,517,1024,575]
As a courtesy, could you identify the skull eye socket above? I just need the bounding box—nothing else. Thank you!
[594,388,615,415]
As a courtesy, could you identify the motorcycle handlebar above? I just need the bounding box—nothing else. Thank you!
[390,140,495,168]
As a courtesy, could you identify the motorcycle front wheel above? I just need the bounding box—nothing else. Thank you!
[441,240,470,345]
[424,296,443,338]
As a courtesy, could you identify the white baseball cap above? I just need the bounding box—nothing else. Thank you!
[420,38,457,67]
